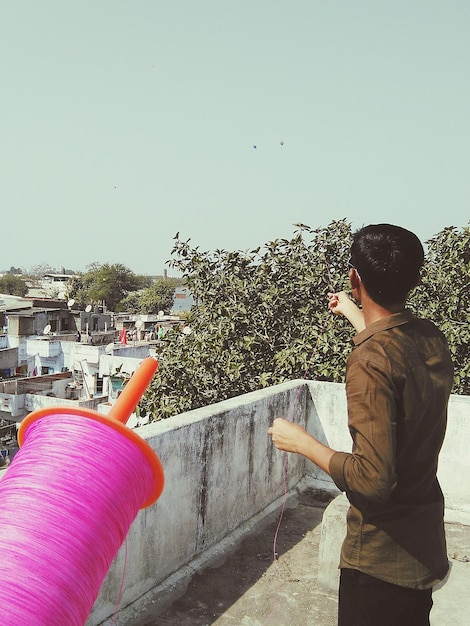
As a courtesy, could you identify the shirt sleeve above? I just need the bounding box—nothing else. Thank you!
[329,354,398,503]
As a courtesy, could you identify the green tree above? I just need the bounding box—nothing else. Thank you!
[117,277,180,314]
[409,223,470,395]
[68,263,150,311]
[140,221,469,421]
[140,221,353,420]
[28,263,56,276]
[138,278,179,314]
[116,292,142,313]
[0,274,29,297]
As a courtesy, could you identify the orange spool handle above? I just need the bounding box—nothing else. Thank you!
[107,357,158,425]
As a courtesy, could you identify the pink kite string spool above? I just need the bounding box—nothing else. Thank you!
[0,359,164,626]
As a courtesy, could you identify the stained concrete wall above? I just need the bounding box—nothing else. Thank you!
[0,346,18,369]
[80,380,469,624]
[89,380,310,625]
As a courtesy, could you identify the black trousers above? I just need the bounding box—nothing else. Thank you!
[338,568,433,626]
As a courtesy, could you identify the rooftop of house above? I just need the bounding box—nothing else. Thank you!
[105,490,470,626]
[88,381,469,626]
[130,493,339,626]
[1,378,468,626]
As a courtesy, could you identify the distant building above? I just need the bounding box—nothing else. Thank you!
[172,286,194,313]
[42,272,76,285]
[26,273,77,299]
[0,294,114,382]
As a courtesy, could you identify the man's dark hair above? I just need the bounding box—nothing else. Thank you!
[350,224,424,307]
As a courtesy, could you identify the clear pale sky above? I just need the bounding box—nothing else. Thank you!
[1,1,469,275]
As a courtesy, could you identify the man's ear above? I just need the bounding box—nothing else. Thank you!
[349,267,361,290]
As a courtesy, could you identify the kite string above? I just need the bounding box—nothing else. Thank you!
[110,537,128,626]
[272,309,332,551]
[263,253,338,623]
[262,312,333,626]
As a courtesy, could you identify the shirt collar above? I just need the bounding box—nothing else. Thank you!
[352,309,415,346]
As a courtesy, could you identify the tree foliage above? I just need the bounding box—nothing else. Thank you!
[140,221,353,419]
[409,223,470,395]
[139,220,469,421]
[28,263,56,276]
[116,292,141,313]
[117,277,180,314]
[0,274,29,297]
[68,263,150,311]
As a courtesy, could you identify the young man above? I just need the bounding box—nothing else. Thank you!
[268,224,454,626]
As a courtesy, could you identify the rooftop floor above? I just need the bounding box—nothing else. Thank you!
[128,492,339,626]
[121,491,469,626]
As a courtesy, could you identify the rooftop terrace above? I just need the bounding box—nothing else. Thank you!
[87,380,469,626]
[134,493,470,626]
[2,379,468,625]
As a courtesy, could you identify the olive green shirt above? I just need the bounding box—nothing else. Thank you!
[329,310,454,589]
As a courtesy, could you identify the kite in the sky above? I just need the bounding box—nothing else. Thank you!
[251,141,284,149]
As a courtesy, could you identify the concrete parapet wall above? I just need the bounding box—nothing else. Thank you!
[89,380,310,625]
[438,393,470,519]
